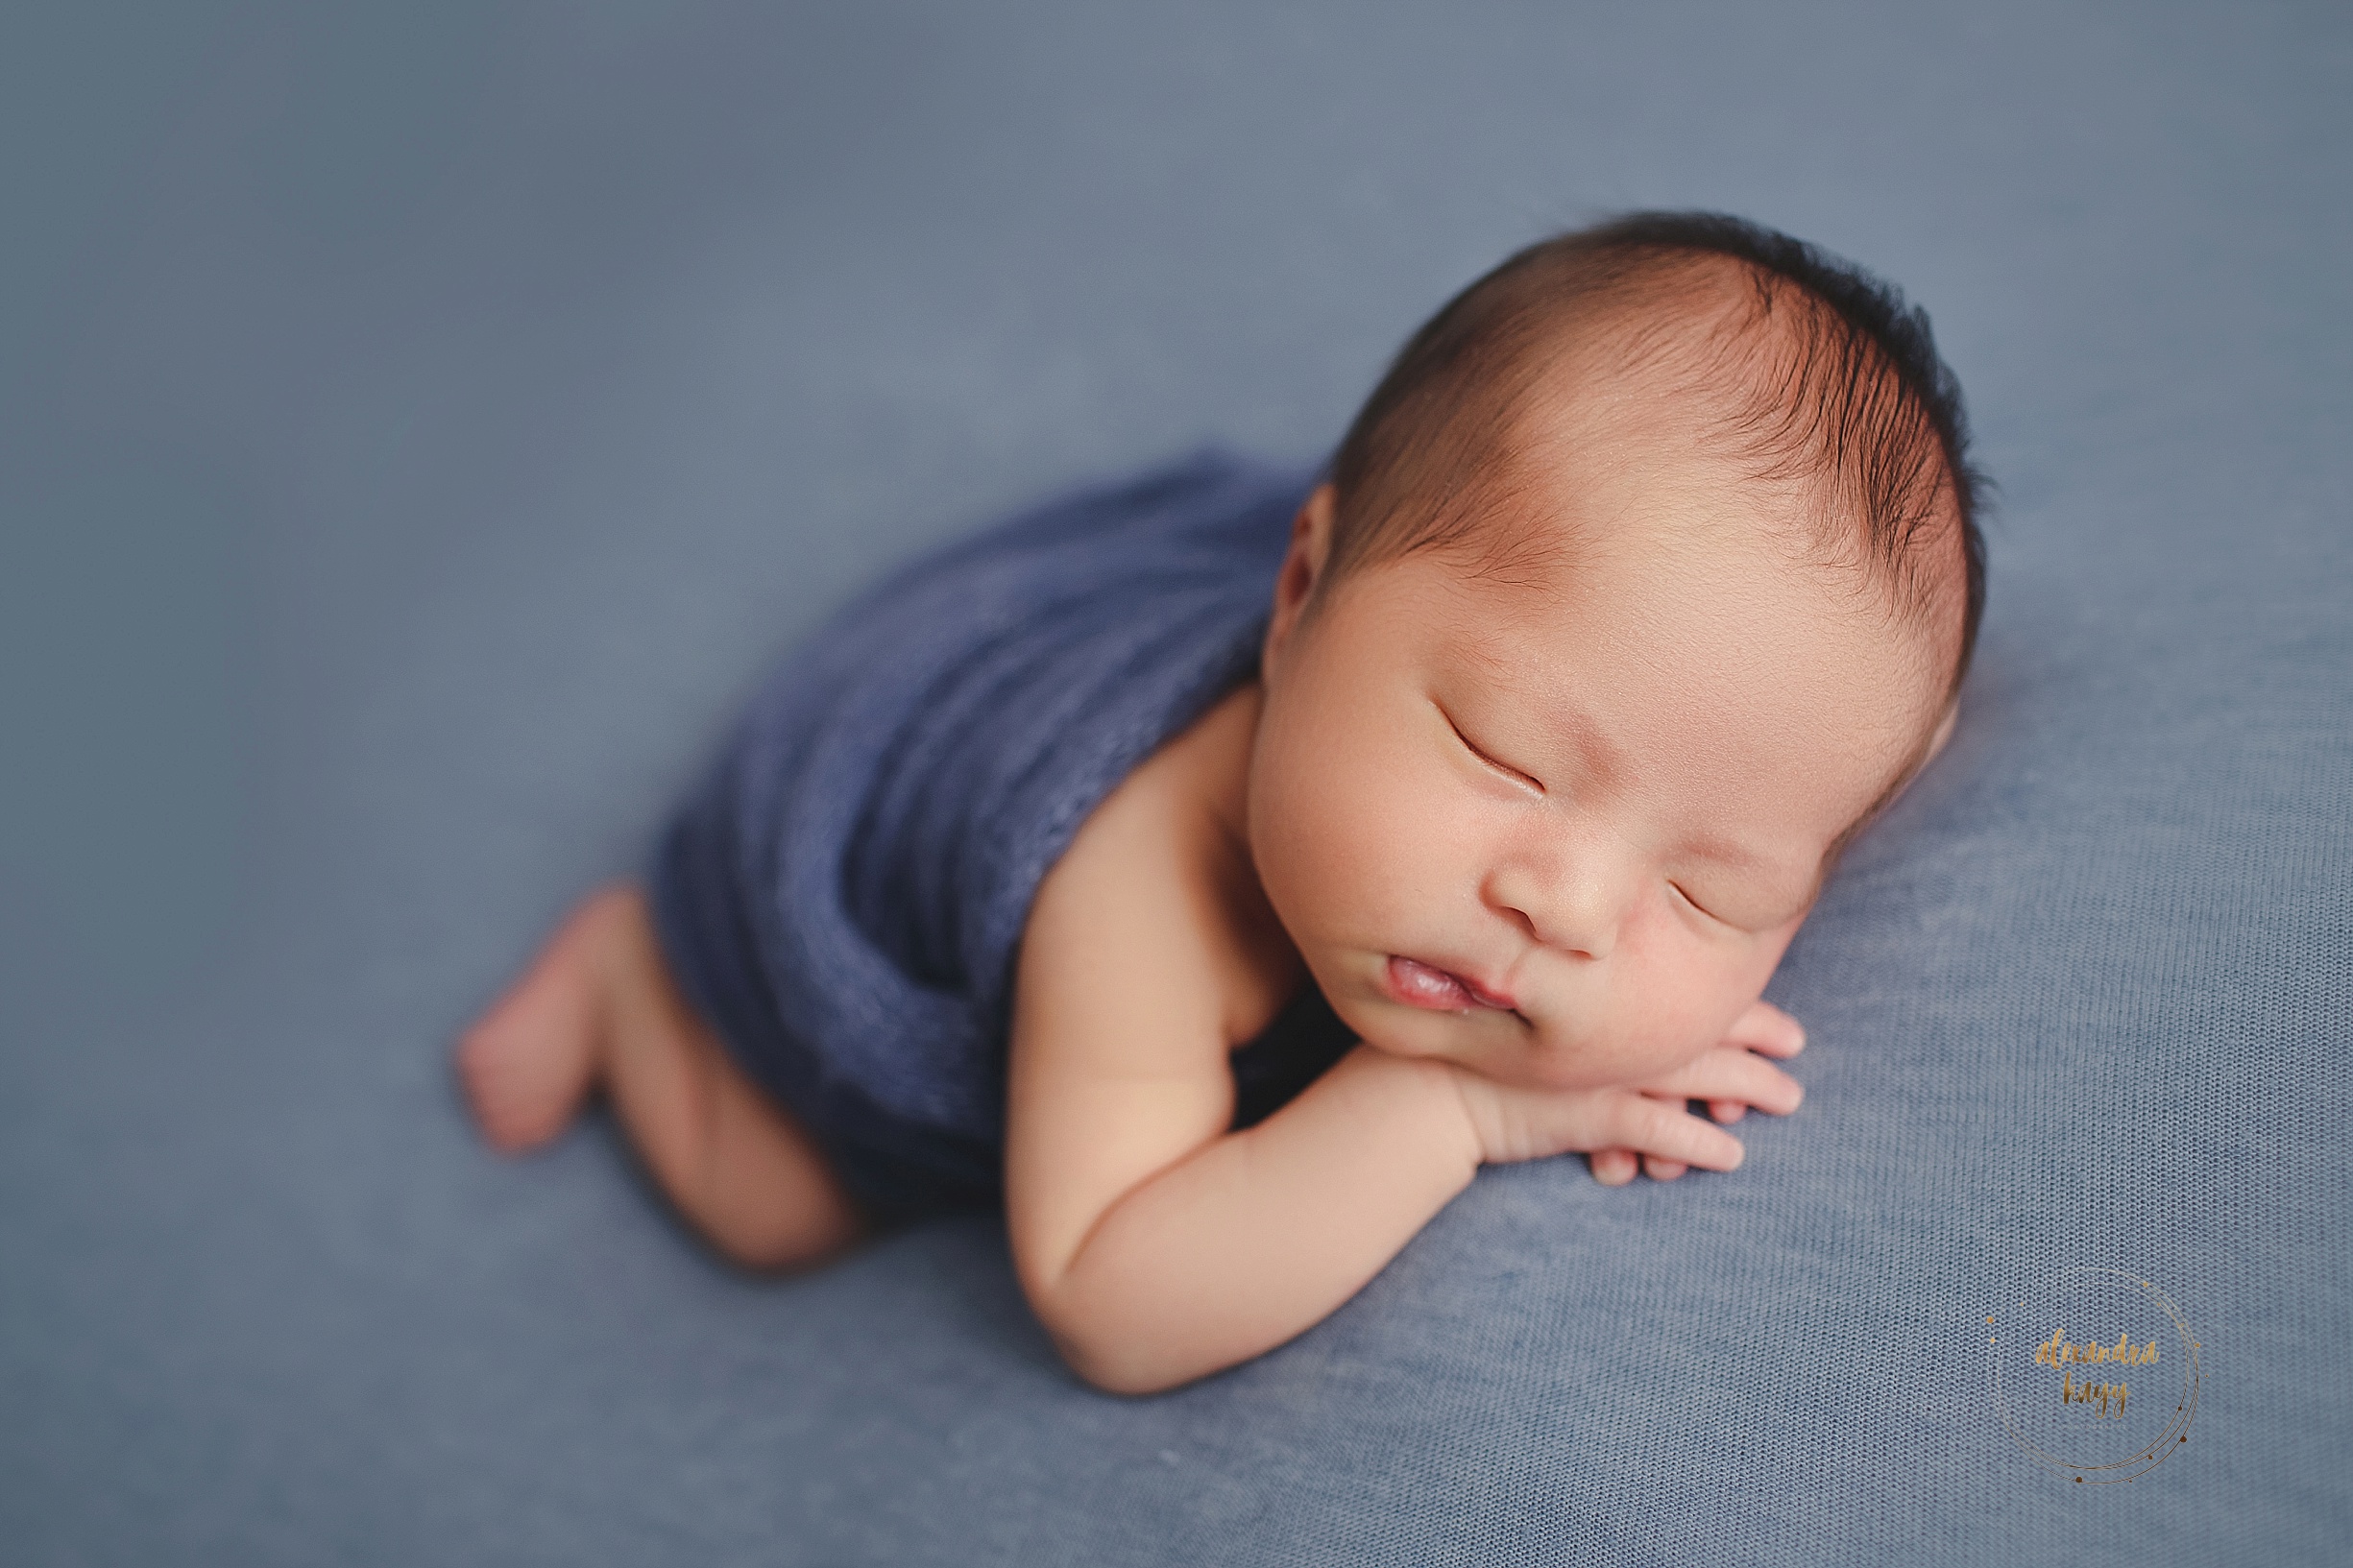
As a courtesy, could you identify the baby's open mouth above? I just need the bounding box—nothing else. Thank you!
[1385,954,1516,1013]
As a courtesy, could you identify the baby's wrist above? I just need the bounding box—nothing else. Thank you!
[1322,1044,1486,1177]
[1443,1065,1513,1169]
[1363,1047,1490,1173]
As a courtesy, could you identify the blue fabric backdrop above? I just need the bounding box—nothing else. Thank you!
[2,3,2345,1563]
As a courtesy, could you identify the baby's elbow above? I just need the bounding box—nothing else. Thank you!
[1028,1290,1193,1397]
[1016,1232,1215,1395]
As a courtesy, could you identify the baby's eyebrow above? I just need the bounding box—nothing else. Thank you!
[1526,695,1631,794]
[1666,823,1826,923]
[1689,831,1809,890]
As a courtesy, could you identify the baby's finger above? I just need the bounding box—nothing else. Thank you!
[1640,1050,1803,1118]
[1710,1099,1747,1123]
[1643,1154,1690,1181]
[1590,1147,1637,1186]
[1610,1095,1744,1172]
[1723,1000,1805,1057]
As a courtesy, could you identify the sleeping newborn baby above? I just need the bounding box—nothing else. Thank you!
[459,211,1984,1395]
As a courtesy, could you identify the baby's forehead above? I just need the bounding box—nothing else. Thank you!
[1467,273,1972,676]
[1407,442,1957,753]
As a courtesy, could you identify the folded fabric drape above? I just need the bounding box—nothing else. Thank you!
[650,449,1353,1220]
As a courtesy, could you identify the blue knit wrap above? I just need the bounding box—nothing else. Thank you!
[650,450,1352,1219]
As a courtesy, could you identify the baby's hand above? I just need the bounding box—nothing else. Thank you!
[1447,1001,1805,1182]
[1589,1001,1805,1185]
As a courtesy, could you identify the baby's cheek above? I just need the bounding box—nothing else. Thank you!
[1258,771,1413,950]
[1615,938,1747,1066]
[1300,769,1453,919]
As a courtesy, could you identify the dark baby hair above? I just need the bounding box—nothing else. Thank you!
[1327,211,1989,691]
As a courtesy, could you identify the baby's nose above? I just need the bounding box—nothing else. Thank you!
[1483,853,1630,960]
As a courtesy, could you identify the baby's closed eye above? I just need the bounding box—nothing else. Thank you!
[1439,705,1544,794]
[1667,880,1718,920]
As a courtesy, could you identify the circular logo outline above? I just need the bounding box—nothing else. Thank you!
[1986,1266,2201,1484]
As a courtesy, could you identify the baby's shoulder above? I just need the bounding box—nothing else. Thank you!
[1028,683,1300,1050]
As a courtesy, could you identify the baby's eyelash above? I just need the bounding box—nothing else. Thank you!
[1443,710,1543,793]
[1669,881,1719,921]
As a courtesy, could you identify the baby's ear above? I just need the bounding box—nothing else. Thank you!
[1263,483,1337,678]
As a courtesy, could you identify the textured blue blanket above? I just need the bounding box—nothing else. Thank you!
[650,450,1347,1218]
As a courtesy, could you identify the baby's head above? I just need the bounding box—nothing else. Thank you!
[1248,212,1984,1091]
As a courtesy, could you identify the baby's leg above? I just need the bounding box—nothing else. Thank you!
[456,886,864,1269]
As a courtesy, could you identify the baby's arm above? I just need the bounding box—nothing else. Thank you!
[1004,756,1794,1396]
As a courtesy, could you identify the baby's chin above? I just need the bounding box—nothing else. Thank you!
[1345,1007,1619,1092]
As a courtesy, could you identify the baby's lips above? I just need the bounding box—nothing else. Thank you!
[1384,954,1516,1012]
[1384,955,1470,1010]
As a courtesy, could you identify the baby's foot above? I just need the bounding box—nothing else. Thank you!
[456,888,635,1150]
